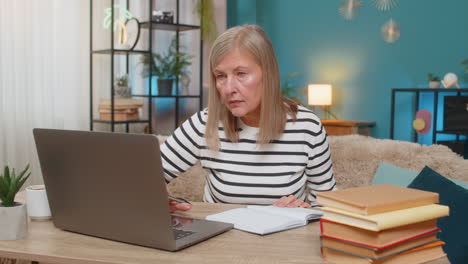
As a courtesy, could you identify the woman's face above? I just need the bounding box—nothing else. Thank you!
[213,48,263,126]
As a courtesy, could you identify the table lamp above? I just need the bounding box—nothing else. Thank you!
[308,84,337,119]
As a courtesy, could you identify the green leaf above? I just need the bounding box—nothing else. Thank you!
[6,171,20,204]
[0,193,6,204]
[17,164,30,179]
[3,166,11,186]
[13,172,30,199]
[1,164,30,207]
[0,177,9,196]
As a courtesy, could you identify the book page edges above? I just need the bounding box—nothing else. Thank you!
[247,205,322,225]
[322,204,449,231]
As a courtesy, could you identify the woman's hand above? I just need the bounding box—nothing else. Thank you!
[167,190,192,212]
[273,195,311,208]
[169,199,192,213]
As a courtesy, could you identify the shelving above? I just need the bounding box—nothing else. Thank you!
[139,21,200,31]
[92,49,151,55]
[90,0,203,134]
[390,88,468,158]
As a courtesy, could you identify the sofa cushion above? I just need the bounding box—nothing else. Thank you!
[372,161,468,189]
[408,166,468,264]
[329,135,468,190]
[372,162,418,187]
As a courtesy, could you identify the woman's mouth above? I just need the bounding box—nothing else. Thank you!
[228,100,243,106]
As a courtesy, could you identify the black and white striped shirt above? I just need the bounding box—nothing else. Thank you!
[160,106,336,205]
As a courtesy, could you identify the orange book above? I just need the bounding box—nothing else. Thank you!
[321,233,438,259]
[321,241,446,264]
[316,184,439,215]
[320,219,439,249]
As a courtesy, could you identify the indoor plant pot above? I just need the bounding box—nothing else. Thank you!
[428,73,440,89]
[0,164,31,240]
[429,81,440,89]
[140,37,192,97]
[0,203,28,240]
[114,75,131,98]
[157,79,174,96]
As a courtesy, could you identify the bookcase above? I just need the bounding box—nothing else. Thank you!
[390,88,468,158]
[90,0,203,134]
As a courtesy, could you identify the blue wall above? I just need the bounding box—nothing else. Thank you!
[227,0,468,140]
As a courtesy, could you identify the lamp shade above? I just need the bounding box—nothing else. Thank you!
[308,84,332,106]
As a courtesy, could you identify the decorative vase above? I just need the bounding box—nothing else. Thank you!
[429,81,440,89]
[157,79,174,96]
[0,203,28,240]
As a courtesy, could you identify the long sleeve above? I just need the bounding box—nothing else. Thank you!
[305,121,337,204]
[160,111,206,183]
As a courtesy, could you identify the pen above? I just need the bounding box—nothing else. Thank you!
[168,195,191,204]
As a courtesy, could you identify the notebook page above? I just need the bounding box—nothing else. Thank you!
[206,207,301,235]
[247,205,323,225]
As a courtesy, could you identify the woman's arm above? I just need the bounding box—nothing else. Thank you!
[305,122,337,204]
[160,112,205,183]
[160,112,206,211]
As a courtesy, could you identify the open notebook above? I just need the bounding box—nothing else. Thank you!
[205,205,323,235]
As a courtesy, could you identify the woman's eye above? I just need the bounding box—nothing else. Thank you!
[215,74,226,79]
[238,72,246,76]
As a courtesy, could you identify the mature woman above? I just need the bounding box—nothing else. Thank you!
[161,25,336,212]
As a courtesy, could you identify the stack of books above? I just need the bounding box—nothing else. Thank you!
[98,98,143,121]
[317,184,449,264]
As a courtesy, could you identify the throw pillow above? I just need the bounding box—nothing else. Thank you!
[408,166,468,264]
[372,162,418,187]
[372,161,468,189]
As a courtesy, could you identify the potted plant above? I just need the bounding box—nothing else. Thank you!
[140,38,192,96]
[428,73,440,89]
[0,164,30,240]
[281,72,308,106]
[195,0,218,42]
[114,74,131,98]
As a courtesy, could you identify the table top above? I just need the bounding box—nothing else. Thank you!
[0,200,449,264]
[0,202,328,264]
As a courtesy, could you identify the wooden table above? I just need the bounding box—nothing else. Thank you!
[0,202,449,264]
[321,120,376,136]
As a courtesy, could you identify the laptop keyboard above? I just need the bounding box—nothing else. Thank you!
[173,229,195,240]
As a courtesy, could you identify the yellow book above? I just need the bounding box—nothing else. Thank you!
[321,204,449,231]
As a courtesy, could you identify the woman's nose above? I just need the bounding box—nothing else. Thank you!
[223,76,237,95]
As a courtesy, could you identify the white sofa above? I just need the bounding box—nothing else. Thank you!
[166,135,468,201]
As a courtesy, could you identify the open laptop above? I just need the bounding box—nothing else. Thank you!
[33,128,233,251]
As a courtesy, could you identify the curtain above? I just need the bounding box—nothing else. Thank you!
[0,0,89,185]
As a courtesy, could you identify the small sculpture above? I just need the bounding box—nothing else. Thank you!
[381,19,400,43]
[339,0,362,20]
[441,73,461,89]
[372,0,399,11]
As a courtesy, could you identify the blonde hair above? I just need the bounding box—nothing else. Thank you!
[206,25,297,150]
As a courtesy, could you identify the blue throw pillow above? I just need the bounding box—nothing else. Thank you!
[372,162,419,187]
[408,166,468,264]
[372,161,468,189]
